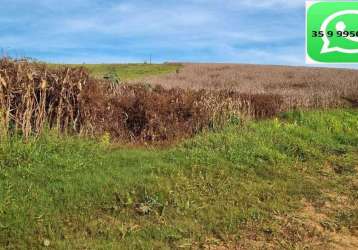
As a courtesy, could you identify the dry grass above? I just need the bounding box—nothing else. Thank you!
[80,84,283,142]
[138,63,358,110]
[0,59,94,139]
[0,59,283,142]
[2,59,357,142]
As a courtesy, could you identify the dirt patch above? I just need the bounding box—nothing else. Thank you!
[299,200,358,250]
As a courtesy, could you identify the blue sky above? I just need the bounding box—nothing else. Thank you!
[0,0,307,64]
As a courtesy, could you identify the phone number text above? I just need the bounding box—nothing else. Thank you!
[312,30,358,38]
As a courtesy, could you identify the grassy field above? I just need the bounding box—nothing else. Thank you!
[1,109,357,249]
[0,62,358,249]
[50,63,181,81]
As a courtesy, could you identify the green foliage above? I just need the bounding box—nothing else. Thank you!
[0,109,357,248]
[50,63,182,81]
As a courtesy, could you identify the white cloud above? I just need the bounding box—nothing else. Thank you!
[188,0,304,9]
[241,0,304,8]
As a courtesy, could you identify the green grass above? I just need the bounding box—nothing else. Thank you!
[0,110,357,249]
[49,63,181,81]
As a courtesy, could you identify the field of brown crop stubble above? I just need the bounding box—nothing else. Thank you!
[138,63,358,109]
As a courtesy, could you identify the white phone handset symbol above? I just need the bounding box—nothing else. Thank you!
[336,21,358,42]
[320,10,358,54]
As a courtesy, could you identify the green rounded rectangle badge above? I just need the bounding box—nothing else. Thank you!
[306,1,358,63]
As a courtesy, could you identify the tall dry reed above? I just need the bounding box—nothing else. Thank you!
[0,59,285,142]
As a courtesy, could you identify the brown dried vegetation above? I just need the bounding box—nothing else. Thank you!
[0,59,283,142]
[0,59,90,138]
[2,60,357,142]
[139,63,358,110]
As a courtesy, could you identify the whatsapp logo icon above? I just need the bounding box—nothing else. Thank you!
[306,1,358,63]
[321,10,358,54]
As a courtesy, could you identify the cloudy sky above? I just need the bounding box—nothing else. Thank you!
[0,0,306,64]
